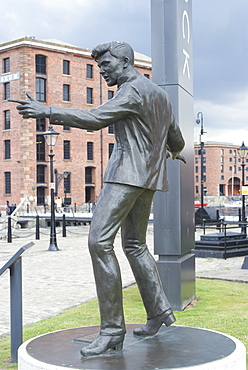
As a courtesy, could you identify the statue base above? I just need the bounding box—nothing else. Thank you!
[18,324,246,369]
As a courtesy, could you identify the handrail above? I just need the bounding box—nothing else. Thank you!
[0,242,34,363]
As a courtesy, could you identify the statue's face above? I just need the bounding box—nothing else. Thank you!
[98,51,126,86]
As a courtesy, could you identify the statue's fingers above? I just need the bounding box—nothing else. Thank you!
[26,92,36,101]
[8,98,25,103]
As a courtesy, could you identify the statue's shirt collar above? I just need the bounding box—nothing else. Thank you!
[117,68,139,87]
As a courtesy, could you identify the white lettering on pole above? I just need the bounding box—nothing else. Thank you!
[182,10,190,43]
[182,49,190,79]
[182,2,190,79]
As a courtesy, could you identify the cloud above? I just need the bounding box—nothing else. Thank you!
[1,0,247,144]
[0,0,151,54]
[194,91,248,145]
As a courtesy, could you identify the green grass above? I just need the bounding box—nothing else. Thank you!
[0,279,247,369]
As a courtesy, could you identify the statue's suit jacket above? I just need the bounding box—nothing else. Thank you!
[50,68,185,192]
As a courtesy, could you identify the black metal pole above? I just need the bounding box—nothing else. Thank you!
[10,257,22,363]
[200,139,204,225]
[7,216,12,243]
[62,214,66,237]
[48,149,59,251]
[35,215,40,240]
[241,161,246,234]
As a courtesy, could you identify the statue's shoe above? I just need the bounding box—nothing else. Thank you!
[133,310,176,337]
[80,334,124,357]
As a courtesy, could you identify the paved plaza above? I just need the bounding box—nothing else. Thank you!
[0,223,247,338]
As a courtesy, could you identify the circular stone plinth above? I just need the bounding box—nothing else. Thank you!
[18,324,246,370]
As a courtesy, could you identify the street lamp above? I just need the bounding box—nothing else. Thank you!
[196,112,206,225]
[237,141,248,234]
[43,125,60,251]
[54,169,71,197]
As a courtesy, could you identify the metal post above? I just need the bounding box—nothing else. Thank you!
[36,215,40,240]
[62,214,66,237]
[10,257,22,363]
[196,112,206,226]
[48,149,59,251]
[151,0,195,310]
[241,161,246,234]
[7,216,12,243]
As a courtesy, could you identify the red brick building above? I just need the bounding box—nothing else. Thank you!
[0,37,152,209]
[194,141,247,198]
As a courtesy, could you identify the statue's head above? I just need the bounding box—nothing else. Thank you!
[91,41,134,65]
[91,41,134,87]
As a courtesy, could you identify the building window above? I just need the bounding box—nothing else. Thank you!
[64,174,71,193]
[203,175,206,182]
[64,140,70,159]
[229,150,232,153]
[85,167,94,184]
[195,166,198,173]
[4,110,10,130]
[229,158,232,162]
[63,84,70,101]
[221,175,224,180]
[86,64,93,79]
[195,175,198,182]
[108,125,114,134]
[108,90,114,99]
[4,82,10,100]
[86,87,93,104]
[195,186,199,193]
[5,172,11,194]
[63,126,70,131]
[109,143,114,158]
[203,166,206,173]
[195,157,198,164]
[36,77,46,102]
[36,55,46,74]
[3,58,10,73]
[36,118,46,131]
[87,142,93,160]
[229,166,232,171]
[63,60,70,75]
[37,187,45,205]
[36,135,46,161]
[37,165,46,183]
[221,165,224,173]
[144,74,150,79]
[4,140,11,159]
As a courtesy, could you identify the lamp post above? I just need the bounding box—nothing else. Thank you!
[196,112,206,225]
[43,125,60,251]
[54,169,71,197]
[237,141,248,235]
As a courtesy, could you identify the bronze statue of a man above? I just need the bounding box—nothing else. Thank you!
[10,41,185,357]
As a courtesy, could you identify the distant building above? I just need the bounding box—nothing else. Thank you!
[194,141,246,198]
[0,37,152,208]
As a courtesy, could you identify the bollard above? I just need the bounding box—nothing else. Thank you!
[36,215,40,240]
[62,214,66,237]
[7,216,12,243]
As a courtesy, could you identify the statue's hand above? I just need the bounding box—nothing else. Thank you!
[8,92,50,119]
[172,153,186,164]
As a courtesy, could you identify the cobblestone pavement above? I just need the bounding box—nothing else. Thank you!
[0,224,247,338]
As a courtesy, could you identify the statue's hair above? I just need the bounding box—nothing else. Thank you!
[91,41,134,66]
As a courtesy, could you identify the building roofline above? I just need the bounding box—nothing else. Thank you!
[0,37,152,68]
[194,141,239,148]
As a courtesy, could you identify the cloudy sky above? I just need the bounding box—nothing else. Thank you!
[1,0,248,146]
